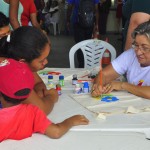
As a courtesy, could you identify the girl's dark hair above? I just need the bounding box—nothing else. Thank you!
[0,36,8,56]
[1,88,31,105]
[0,26,49,63]
[0,12,9,28]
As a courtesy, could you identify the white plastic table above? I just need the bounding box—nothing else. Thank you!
[43,68,150,138]
[1,132,150,150]
[1,68,150,150]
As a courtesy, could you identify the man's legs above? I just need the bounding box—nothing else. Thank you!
[73,23,93,68]
[73,23,85,68]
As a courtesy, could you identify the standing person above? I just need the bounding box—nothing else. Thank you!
[123,0,150,50]
[116,0,122,33]
[0,12,10,38]
[122,0,127,28]
[0,26,58,115]
[91,21,150,99]
[0,0,41,30]
[0,58,89,142]
[98,0,111,35]
[44,0,59,33]
[44,0,52,12]
[0,0,21,29]
[34,0,45,28]
[66,0,99,68]
[20,0,40,28]
[121,0,127,51]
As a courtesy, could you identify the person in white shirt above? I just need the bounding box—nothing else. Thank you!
[91,20,150,99]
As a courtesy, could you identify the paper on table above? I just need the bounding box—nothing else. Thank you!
[70,91,150,119]
[126,106,141,114]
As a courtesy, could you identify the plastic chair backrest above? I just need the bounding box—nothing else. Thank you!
[69,39,116,69]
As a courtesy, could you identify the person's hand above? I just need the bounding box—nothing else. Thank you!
[45,115,89,138]
[34,82,47,98]
[103,81,124,93]
[44,88,59,103]
[42,29,47,35]
[67,115,89,126]
[111,81,124,91]
[91,83,103,97]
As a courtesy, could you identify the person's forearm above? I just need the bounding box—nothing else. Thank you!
[34,72,58,114]
[42,95,56,114]
[34,81,46,98]
[45,115,88,139]
[94,69,119,86]
[122,82,150,99]
[42,89,59,114]
[9,18,20,29]
[124,12,149,50]
[51,119,73,139]
[9,0,20,29]
[34,81,46,92]
[34,72,46,91]
[124,21,135,50]
[32,21,41,29]
[30,13,41,30]
[22,89,58,115]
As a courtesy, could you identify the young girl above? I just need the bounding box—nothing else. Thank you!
[0,58,89,142]
[0,26,58,115]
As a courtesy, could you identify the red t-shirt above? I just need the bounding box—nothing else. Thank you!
[0,104,52,142]
[20,0,37,26]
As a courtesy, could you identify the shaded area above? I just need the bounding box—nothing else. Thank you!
[47,33,122,68]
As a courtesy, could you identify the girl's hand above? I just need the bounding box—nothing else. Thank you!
[67,115,89,126]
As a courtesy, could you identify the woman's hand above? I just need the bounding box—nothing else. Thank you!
[91,81,124,96]
[91,83,103,97]
[103,81,124,93]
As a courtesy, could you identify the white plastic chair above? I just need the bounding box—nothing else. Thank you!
[44,7,60,35]
[69,39,116,69]
[49,10,60,35]
[50,22,60,35]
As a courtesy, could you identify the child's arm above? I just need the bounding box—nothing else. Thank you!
[33,72,47,98]
[22,89,58,115]
[45,115,89,139]
[33,72,58,101]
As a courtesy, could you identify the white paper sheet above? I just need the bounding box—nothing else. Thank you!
[70,91,150,117]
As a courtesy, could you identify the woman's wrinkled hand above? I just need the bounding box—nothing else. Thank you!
[103,81,124,93]
[91,83,103,97]
[91,81,125,97]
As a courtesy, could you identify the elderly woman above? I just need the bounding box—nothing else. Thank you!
[91,20,150,99]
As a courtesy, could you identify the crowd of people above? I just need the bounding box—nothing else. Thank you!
[0,0,150,142]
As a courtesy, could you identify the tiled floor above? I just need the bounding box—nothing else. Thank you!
[47,33,122,68]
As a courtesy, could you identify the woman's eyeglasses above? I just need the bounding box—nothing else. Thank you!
[132,42,150,53]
